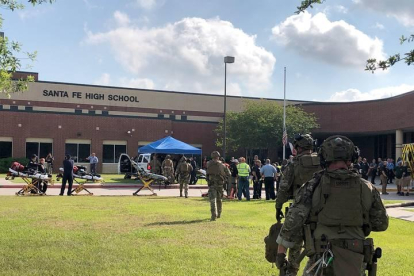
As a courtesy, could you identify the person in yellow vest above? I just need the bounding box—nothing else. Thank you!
[236,157,251,201]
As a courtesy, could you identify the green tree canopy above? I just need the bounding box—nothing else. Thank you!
[0,0,54,98]
[215,100,319,154]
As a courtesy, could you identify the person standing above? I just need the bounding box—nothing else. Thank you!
[275,136,388,276]
[150,155,161,174]
[162,155,175,184]
[395,161,404,195]
[369,159,377,184]
[402,162,411,196]
[202,156,208,170]
[275,134,321,276]
[38,158,49,193]
[228,159,238,198]
[176,157,193,198]
[387,158,395,184]
[206,151,230,221]
[87,153,99,174]
[189,157,197,185]
[252,160,262,199]
[60,154,74,196]
[379,160,388,195]
[260,159,278,200]
[236,157,251,201]
[360,158,370,180]
[45,153,54,174]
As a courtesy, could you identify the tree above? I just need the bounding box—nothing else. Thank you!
[215,100,318,157]
[295,0,414,73]
[0,0,54,98]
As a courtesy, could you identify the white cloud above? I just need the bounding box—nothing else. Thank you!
[85,14,276,95]
[94,73,111,86]
[373,22,385,30]
[114,11,131,26]
[271,12,386,67]
[355,0,414,27]
[135,0,157,10]
[120,77,155,89]
[327,84,414,102]
[323,5,348,15]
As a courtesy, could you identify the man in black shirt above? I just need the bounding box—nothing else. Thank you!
[252,160,262,199]
[360,158,370,180]
[60,154,74,196]
[228,159,239,198]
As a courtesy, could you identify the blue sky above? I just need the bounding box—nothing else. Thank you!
[4,0,414,101]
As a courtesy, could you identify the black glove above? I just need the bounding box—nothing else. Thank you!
[275,253,287,269]
[276,208,284,222]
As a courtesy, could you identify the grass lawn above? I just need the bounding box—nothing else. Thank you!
[0,197,412,276]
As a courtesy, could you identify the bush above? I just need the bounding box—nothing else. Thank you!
[0,157,29,173]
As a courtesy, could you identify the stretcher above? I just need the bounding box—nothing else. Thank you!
[6,164,53,196]
[56,166,104,196]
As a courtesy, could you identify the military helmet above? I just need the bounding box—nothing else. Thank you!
[294,134,314,150]
[211,151,221,158]
[166,155,171,159]
[319,135,359,163]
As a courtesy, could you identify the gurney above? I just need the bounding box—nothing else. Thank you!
[132,167,169,196]
[6,162,53,196]
[56,165,104,196]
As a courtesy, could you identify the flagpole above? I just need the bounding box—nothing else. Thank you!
[283,67,286,160]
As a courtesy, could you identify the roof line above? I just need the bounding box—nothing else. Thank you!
[36,80,311,103]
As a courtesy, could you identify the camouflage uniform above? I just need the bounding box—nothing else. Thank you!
[275,135,321,276]
[207,152,230,221]
[276,136,389,276]
[176,159,193,197]
[150,157,161,175]
[162,156,175,183]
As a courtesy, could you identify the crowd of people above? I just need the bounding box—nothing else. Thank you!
[354,156,414,196]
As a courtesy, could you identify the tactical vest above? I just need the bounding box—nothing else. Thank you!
[312,171,364,227]
[180,162,191,173]
[163,159,173,168]
[207,160,222,176]
[292,153,320,195]
[237,163,249,177]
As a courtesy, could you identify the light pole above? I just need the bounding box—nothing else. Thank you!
[223,56,235,161]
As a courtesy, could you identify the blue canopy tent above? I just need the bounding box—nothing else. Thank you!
[138,136,202,155]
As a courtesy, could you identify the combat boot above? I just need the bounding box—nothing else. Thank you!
[217,212,221,219]
[185,192,188,198]
[180,191,183,197]
[210,215,216,221]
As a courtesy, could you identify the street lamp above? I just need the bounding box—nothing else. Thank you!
[223,56,235,161]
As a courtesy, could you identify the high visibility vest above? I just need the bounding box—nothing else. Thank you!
[237,163,250,177]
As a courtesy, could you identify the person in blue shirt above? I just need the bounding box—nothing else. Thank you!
[87,153,99,174]
[386,158,395,184]
[260,159,277,200]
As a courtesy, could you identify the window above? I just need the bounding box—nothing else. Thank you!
[25,141,52,159]
[102,143,127,163]
[65,143,91,163]
[0,141,12,158]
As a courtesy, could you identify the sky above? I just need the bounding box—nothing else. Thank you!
[4,0,414,102]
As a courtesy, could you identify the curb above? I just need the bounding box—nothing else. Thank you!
[385,202,414,209]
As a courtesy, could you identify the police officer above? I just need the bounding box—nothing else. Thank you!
[206,151,230,221]
[274,134,321,275]
[276,136,389,276]
[175,157,193,198]
[60,154,74,196]
[162,155,175,183]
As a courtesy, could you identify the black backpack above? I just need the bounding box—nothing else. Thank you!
[264,222,283,263]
